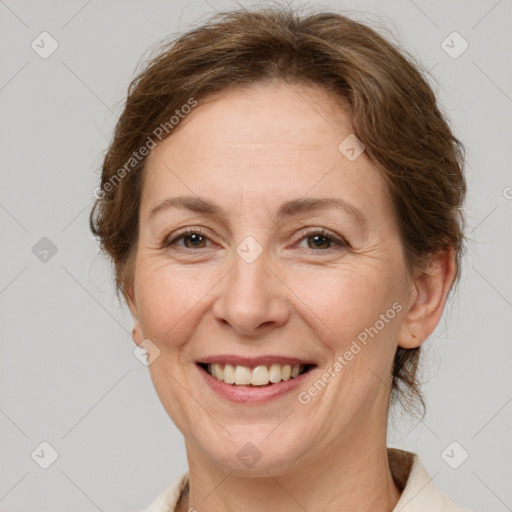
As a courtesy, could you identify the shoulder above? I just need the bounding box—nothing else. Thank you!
[389,449,469,512]
[140,471,189,512]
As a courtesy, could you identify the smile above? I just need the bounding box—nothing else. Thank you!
[198,362,314,386]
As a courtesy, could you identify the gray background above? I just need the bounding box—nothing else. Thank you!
[1,0,511,510]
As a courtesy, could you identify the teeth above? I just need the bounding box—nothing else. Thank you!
[269,364,283,383]
[206,363,306,386]
[210,363,223,381]
[223,364,236,384]
[251,365,269,385]
[234,365,252,385]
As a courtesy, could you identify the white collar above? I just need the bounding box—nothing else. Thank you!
[143,449,463,511]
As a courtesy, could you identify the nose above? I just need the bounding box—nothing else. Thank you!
[212,249,290,337]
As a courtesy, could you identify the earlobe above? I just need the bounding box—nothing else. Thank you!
[126,285,144,346]
[130,319,144,347]
[397,249,457,349]
[132,325,144,346]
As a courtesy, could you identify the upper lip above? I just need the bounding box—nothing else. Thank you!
[196,355,317,367]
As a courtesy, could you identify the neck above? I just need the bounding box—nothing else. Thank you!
[179,432,401,512]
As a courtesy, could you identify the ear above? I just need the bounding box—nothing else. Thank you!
[397,249,457,349]
[126,284,144,347]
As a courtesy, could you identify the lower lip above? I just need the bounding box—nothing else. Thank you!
[197,364,314,404]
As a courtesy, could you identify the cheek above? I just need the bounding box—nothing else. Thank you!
[134,246,407,364]
[292,267,403,400]
[287,263,403,341]
[134,258,220,344]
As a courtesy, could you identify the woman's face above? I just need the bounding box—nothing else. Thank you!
[128,81,415,475]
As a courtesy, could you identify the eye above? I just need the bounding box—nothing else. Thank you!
[295,228,348,251]
[164,228,213,250]
[163,227,349,253]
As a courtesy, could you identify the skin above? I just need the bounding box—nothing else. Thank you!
[126,81,456,512]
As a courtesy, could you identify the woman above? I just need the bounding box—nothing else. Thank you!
[90,6,467,511]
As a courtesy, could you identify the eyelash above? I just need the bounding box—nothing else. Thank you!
[163,227,349,253]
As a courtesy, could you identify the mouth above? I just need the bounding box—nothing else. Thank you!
[196,362,317,387]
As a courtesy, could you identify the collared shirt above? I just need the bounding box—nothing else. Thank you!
[142,449,467,512]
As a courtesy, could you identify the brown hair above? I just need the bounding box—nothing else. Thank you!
[89,5,466,413]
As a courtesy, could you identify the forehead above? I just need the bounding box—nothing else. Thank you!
[141,82,392,223]
[150,81,347,164]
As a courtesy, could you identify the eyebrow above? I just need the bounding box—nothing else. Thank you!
[148,195,366,226]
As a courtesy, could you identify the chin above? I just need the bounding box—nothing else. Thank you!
[195,428,308,476]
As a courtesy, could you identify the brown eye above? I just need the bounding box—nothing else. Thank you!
[182,232,207,249]
[297,229,348,252]
[306,234,332,250]
[164,228,212,250]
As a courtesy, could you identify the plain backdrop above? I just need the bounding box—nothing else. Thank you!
[1,0,511,511]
